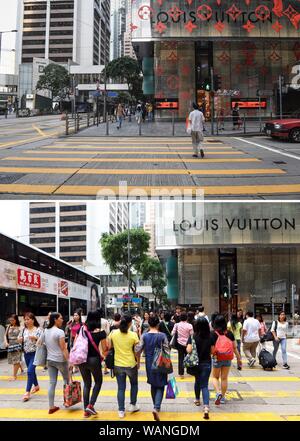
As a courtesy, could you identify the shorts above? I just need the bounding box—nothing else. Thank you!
[213,359,232,368]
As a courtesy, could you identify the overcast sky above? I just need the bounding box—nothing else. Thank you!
[0,0,18,74]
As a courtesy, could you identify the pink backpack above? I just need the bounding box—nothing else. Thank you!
[214,331,234,361]
[69,326,102,365]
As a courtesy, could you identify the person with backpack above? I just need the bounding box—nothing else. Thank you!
[73,311,108,417]
[272,311,290,369]
[108,314,140,418]
[186,317,214,419]
[171,312,194,379]
[135,315,169,421]
[242,311,260,367]
[211,315,241,405]
[44,313,69,415]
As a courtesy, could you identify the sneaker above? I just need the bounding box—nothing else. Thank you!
[220,397,226,404]
[118,411,125,418]
[203,406,210,420]
[283,364,290,369]
[200,149,205,158]
[249,359,256,367]
[85,404,97,416]
[192,154,198,158]
[84,411,91,418]
[215,393,222,406]
[128,404,140,413]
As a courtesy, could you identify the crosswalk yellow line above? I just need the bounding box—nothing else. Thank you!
[51,145,234,150]
[2,157,260,163]
[0,388,298,399]
[0,409,285,421]
[0,375,297,382]
[24,150,245,156]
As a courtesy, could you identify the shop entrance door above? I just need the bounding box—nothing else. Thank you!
[219,249,237,318]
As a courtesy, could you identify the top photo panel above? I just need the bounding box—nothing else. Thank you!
[0,0,300,200]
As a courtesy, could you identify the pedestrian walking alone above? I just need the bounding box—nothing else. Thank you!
[188,103,205,158]
[232,103,242,130]
[227,314,242,356]
[77,311,108,417]
[211,315,241,405]
[44,313,69,414]
[135,315,169,421]
[116,104,125,130]
[171,312,193,378]
[242,311,260,367]
[186,317,214,419]
[18,313,42,402]
[108,314,140,418]
[4,314,24,381]
[272,311,290,369]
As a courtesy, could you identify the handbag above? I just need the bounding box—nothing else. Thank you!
[262,321,277,342]
[170,327,179,350]
[151,339,173,374]
[63,376,82,408]
[183,337,199,369]
[7,343,22,353]
[166,374,179,399]
[33,344,47,367]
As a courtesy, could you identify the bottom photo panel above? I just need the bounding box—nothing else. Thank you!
[0,200,299,429]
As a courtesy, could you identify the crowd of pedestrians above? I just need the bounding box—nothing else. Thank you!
[2,305,292,420]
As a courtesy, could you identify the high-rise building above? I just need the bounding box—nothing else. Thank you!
[110,0,135,60]
[16,0,111,101]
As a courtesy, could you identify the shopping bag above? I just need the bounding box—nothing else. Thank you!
[186,117,192,135]
[166,374,179,399]
[33,344,47,367]
[63,379,82,408]
[183,337,199,369]
[170,329,179,350]
[151,342,173,374]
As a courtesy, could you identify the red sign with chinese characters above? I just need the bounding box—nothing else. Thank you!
[58,280,69,297]
[17,269,41,289]
[156,101,179,109]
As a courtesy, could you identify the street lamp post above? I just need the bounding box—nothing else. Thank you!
[128,202,131,312]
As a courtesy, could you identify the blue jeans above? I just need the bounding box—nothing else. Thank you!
[114,366,138,411]
[24,352,38,393]
[236,340,241,355]
[151,386,164,411]
[194,362,212,406]
[273,338,288,365]
[117,116,123,128]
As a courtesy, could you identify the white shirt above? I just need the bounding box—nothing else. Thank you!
[243,317,260,343]
[271,321,288,339]
[189,110,205,132]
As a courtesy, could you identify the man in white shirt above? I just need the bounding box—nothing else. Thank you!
[188,103,205,158]
[242,311,261,367]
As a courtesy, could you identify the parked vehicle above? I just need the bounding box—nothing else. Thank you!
[264,119,300,142]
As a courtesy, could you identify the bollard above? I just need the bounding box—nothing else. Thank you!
[106,114,109,136]
[244,114,246,134]
[87,113,90,128]
[77,113,80,132]
[93,113,95,126]
[66,113,69,135]
[139,121,142,136]
[172,113,175,136]
[216,116,219,136]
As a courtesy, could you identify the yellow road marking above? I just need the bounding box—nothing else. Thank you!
[32,125,47,137]
[0,388,299,399]
[24,150,245,156]
[0,409,284,421]
[48,145,234,150]
[0,184,56,194]
[0,136,45,149]
[0,167,78,174]
[2,157,260,163]
[285,416,300,421]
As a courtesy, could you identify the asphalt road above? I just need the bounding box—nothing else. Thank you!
[0,117,300,199]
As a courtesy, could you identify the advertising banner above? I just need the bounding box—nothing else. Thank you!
[131,1,300,40]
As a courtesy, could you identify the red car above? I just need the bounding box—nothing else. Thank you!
[264,119,300,143]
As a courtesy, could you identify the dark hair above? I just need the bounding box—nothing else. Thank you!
[198,306,205,313]
[246,311,254,318]
[194,317,210,338]
[187,311,195,324]
[193,102,199,110]
[210,312,219,327]
[164,312,172,322]
[213,314,227,333]
[230,314,238,331]
[85,311,101,332]
[143,311,150,320]
[278,311,286,321]
[120,314,132,334]
[255,314,263,323]
[180,312,187,322]
[149,315,160,328]
[24,312,40,328]
[175,306,181,311]
[48,312,61,329]
[73,309,82,324]
[114,313,121,322]
[8,314,20,326]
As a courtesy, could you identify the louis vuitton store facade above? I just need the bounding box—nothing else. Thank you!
[155,202,300,317]
[131,0,300,118]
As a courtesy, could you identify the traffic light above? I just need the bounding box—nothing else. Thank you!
[203,78,211,91]
[233,283,238,295]
[213,75,222,91]
[222,286,229,299]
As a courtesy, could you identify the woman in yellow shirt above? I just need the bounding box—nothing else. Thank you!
[108,314,140,418]
[227,314,242,364]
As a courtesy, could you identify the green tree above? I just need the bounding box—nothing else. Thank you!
[36,64,70,99]
[104,56,143,102]
[140,257,168,308]
[100,228,150,294]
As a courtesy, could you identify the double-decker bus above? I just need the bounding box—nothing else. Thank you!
[0,233,101,328]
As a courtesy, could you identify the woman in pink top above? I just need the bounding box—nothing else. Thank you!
[171,312,193,378]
